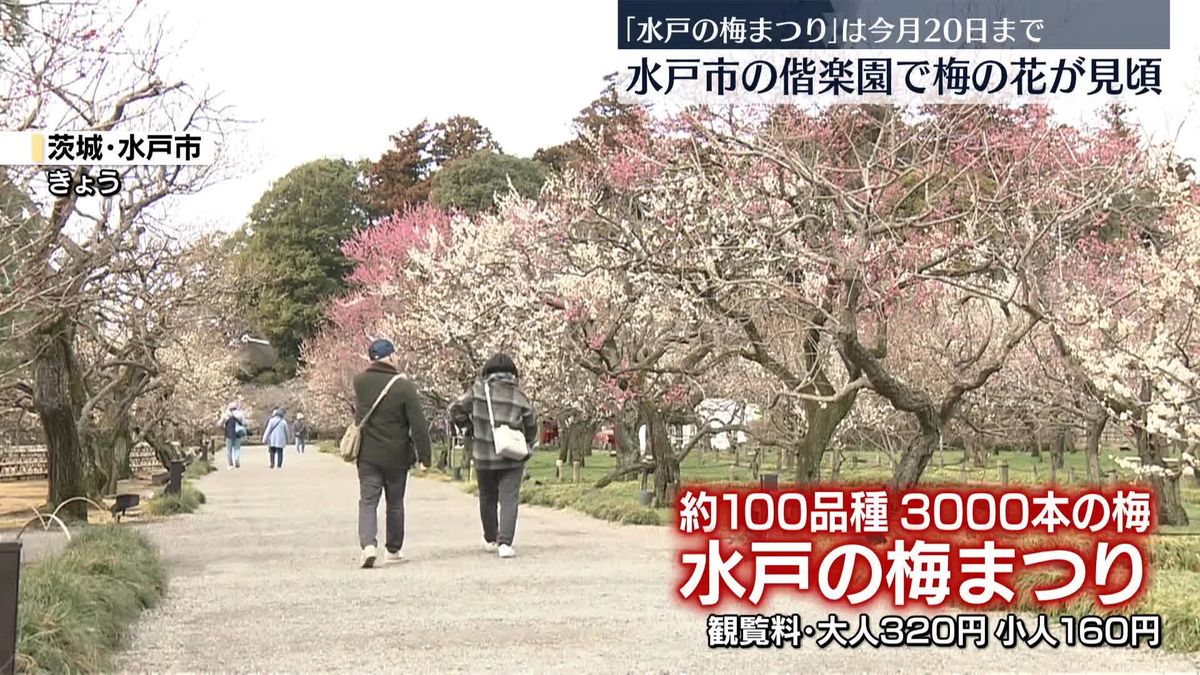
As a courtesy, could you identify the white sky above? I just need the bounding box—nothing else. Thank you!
[153,0,1200,234]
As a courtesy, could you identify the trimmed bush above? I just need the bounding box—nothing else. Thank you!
[16,525,164,673]
[144,482,206,516]
[451,479,660,526]
[184,458,215,480]
[519,483,662,525]
[1150,536,1200,573]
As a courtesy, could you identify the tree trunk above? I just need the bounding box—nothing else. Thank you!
[558,430,570,464]
[645,404,680,507]
[611,418,639,472]
[1144,470,1188,528]
[891,425,940,489]
[32,319,88,521]
[87,410,133,496]
[794,414,826,484]
[84,431,123,497]
[792,400,854,484]
[109,425,134,489]
[793,443,819,484]
[145,430,177,470]
[460,438,471,471]
[1084,413,1106,485]
[1135,422,1189,527]
[566,422,596,467]
[1052,428,1067,470]
[967,435,988,468]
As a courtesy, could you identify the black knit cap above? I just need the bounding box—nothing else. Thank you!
[482,353,518,378]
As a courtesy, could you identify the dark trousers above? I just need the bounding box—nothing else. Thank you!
[269,447,283,468]
[358,461,408,553]
[477,466,524,546]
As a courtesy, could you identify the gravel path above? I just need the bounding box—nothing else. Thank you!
[115,447,1198,673]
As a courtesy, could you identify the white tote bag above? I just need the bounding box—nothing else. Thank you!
[485,381,529,461]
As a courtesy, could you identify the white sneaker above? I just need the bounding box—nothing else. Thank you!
[385,550,404,563]
[483,540,499,553]
[498,544,515,559]
[360,545,377,569]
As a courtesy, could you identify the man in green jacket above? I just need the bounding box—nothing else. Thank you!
[352,339,432,568]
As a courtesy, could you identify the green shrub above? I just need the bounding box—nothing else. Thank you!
[1150,536,1200,573]
[450,478,661,526]
[145,482,206,516]
[16,525,165,673]
[519,483,662,525]
[184,458,214,480]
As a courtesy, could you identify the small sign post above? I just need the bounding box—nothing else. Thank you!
[167,460,184,496]
[0,541,21,675]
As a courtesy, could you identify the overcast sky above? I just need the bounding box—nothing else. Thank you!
[154,0,1200,234]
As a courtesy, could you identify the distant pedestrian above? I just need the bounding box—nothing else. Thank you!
[293,413,308,454]
[220,402,248,469]
[263,408,290,469]
[351,339,432,568]
[449,353,537,559]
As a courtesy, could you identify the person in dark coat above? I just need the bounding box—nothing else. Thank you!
[449,353,537,559]
[219,402,247,469]
[292,413,308,454]
[351,339,432,569]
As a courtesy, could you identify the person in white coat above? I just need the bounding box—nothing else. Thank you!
[262,408,291,469]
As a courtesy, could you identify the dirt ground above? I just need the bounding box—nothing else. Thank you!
[0,476,158,530]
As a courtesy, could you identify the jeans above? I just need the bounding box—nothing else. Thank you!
[295,438,306,453]
[477,466,524,546]
[225,437,242,466]
[269,447,283,468]
[358,461,408,553]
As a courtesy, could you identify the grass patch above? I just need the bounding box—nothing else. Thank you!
[438,459,665,526]
[1150,535,1200,573]
[317,440,338,455]
[16,525,165,673]
[184,458,214,480]
[1143,568,1200,651]
[517,445,1151,489]
[144,482,206,516]
[1002,536,1200,652]
[1144,536,1200,650]
[418,468,457,483]
[521,482,664,525]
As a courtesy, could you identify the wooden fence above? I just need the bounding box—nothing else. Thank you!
[0,444,159,481]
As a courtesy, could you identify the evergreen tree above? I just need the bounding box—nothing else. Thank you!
[365,115,500,216]
[430,151,545,213]
[237,158,370,375]
[534,72,645,174]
